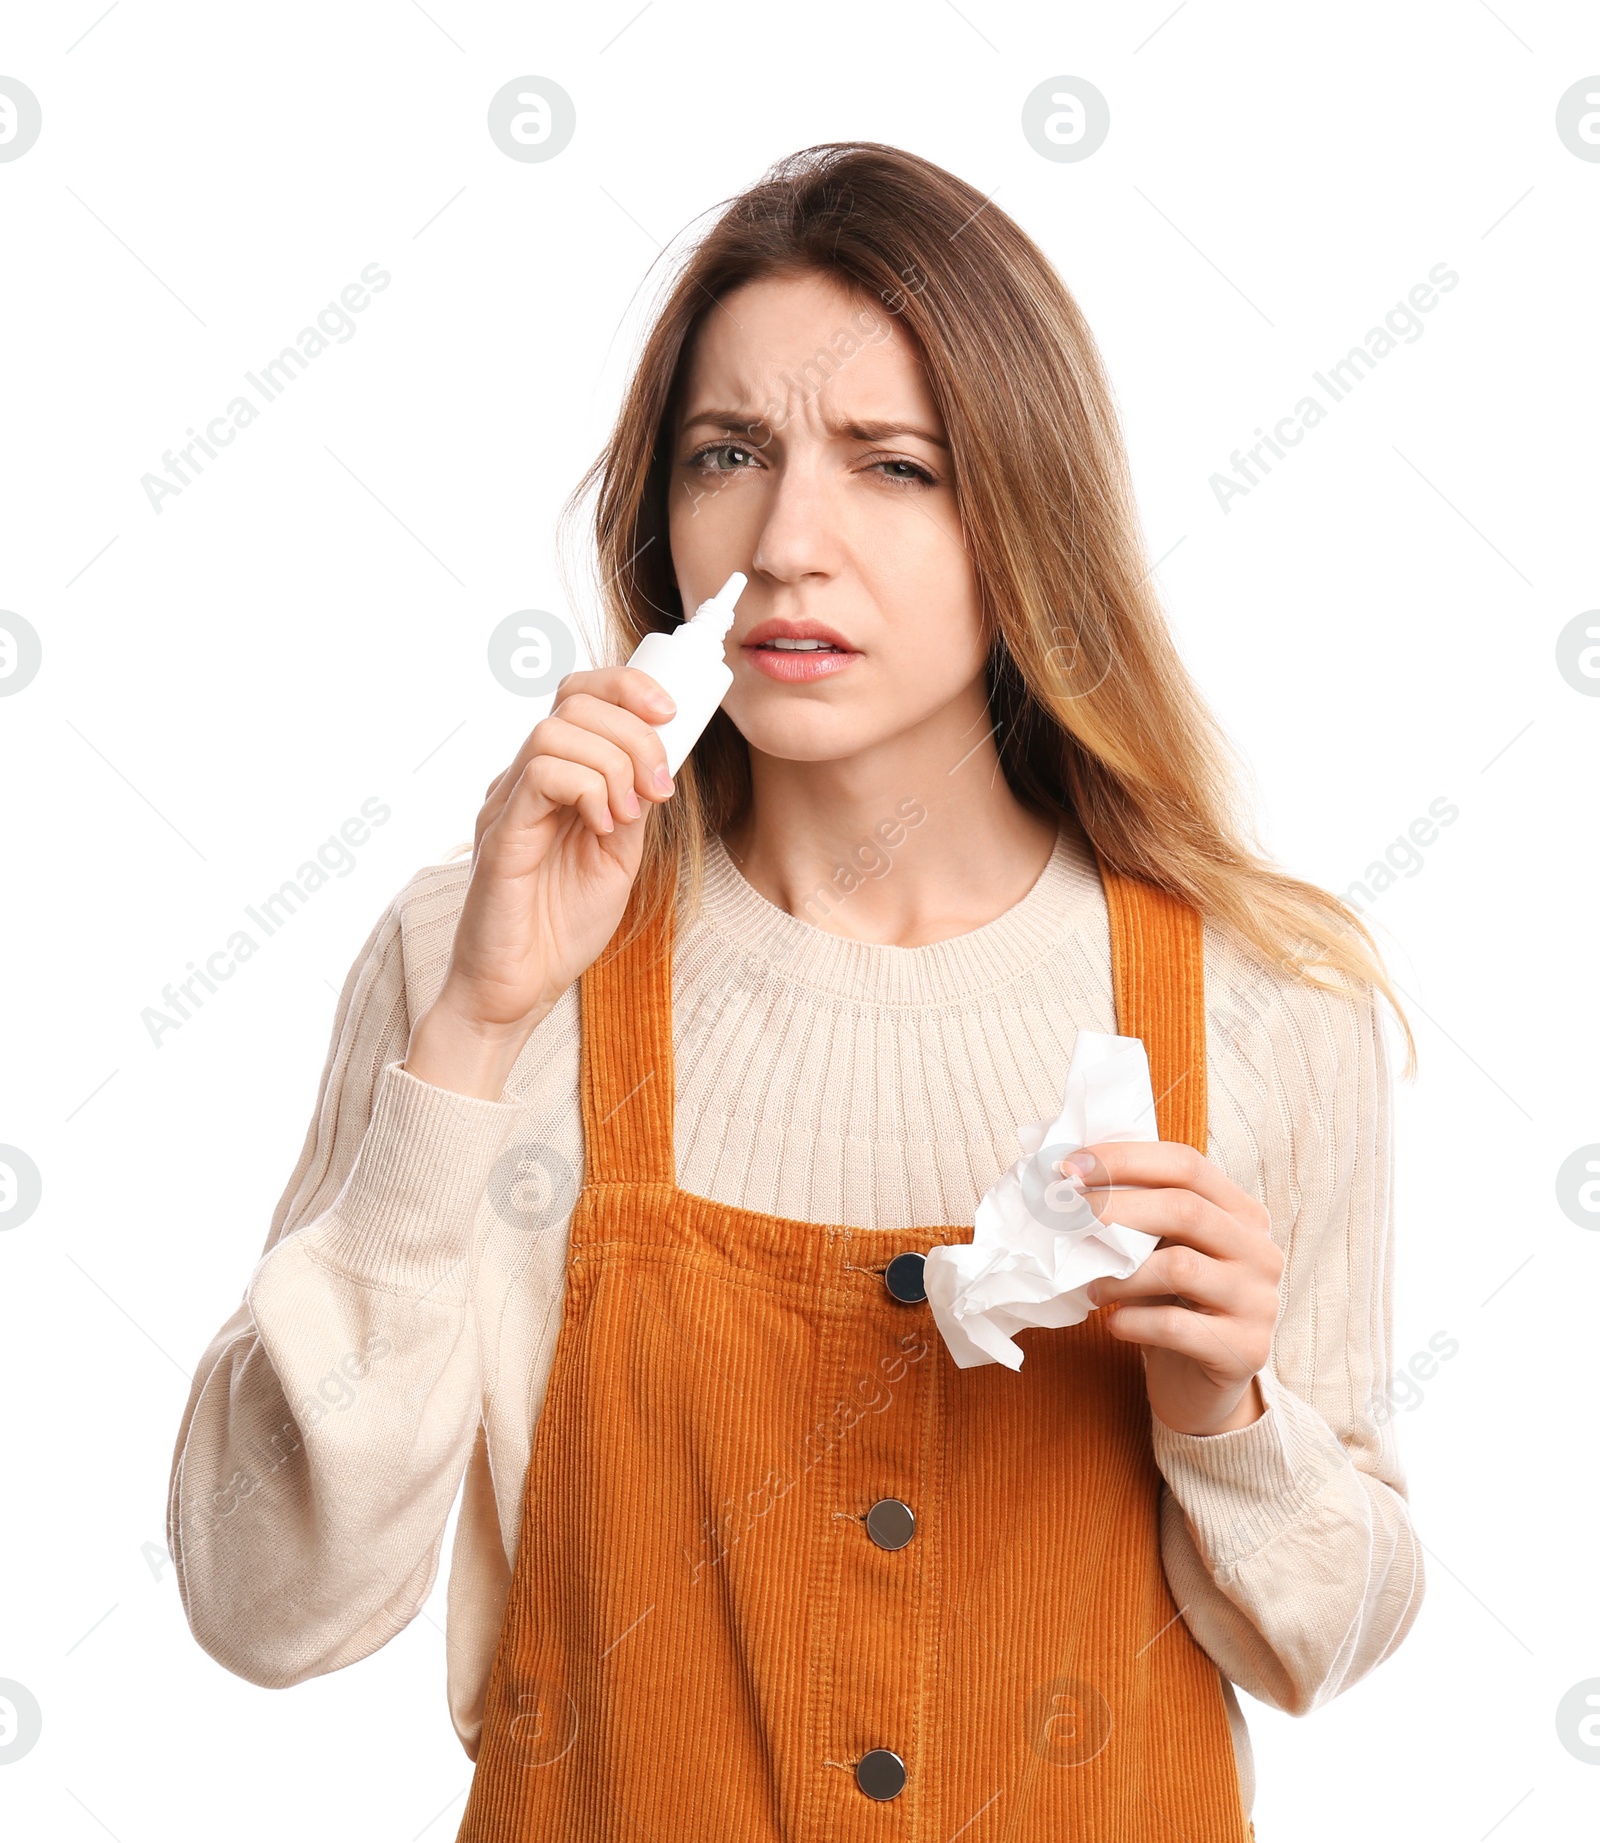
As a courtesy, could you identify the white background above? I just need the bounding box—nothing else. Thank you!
[2,2,1596,1838]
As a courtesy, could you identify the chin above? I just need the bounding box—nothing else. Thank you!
[735,712,889,766]
[744,733,868,766]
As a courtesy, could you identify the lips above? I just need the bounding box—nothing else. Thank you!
[739,616,860,683]
[741,617,857,653]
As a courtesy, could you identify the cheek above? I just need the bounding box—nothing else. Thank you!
[668,461,764,544]
[856,520,986,689]
[894,608,987,706]
[762,488,989,748]
[666,471,715,553]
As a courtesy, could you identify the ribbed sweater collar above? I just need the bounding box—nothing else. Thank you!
[689,820,1107,1009]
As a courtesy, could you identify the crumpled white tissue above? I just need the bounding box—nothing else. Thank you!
[924,1031,1161,1371]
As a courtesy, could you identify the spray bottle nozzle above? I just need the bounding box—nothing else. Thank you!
[691,571,748,640]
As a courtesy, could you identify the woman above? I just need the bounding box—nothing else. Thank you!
[168,143,1422,1840]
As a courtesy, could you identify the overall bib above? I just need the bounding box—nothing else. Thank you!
[457,858,1254,1842]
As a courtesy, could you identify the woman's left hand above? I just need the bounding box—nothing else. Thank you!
[1075,1141,1286,1437]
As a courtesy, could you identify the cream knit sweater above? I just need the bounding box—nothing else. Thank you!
[167,819,1423,1816]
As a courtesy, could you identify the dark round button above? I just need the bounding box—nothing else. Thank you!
[864,1498,916,1551]
[883,1251,926,1303]
[855,1748,907,1800]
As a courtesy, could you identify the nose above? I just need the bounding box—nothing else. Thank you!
[747,447,843,589]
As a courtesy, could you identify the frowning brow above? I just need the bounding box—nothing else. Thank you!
[679,407,949,449]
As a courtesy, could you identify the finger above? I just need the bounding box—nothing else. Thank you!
[1065,1140,1271,1236]
[1070,1181,1259,1266]
[557,665,678,731]
[476,682,677,844]
[522,714,653,825]
[1093,1245,1235,1312]
[493,753,618,841]
[548,688,678,789]
[1099,1300,1266,1378]
[512,693,674,804]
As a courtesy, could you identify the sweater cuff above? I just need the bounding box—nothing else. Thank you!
[1149,1368,1353,1570]
[308,1060,525,1294]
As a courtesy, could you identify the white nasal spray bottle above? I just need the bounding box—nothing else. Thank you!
[626,572,747,777]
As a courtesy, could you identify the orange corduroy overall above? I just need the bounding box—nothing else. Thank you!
[456,862,1254,1842]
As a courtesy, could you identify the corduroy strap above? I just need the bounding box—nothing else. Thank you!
[1100,864,1209,1153]
[577,881,677,1186]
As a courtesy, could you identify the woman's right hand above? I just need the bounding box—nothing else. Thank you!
[401,666,678,1099]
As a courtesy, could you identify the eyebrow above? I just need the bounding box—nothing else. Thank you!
[679,408,950,449]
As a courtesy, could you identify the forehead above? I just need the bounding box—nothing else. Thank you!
[676,270,937,420]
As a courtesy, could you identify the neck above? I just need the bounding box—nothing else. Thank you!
[719,685,1061,948]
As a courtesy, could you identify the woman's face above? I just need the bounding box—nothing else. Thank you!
[667,270,987,766]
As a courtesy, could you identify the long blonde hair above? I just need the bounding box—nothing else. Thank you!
[560,142,1416,1076]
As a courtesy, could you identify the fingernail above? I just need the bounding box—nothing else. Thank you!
[653,768,673,794]
[650,693,676,716]
[621,788,640,819]
[1060,1153,1092,1180]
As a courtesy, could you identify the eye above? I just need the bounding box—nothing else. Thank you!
[686,441,762,473]
[868,456,937,487]
[873,457,936,486]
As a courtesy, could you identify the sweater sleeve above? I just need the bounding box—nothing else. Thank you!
[1149,965,1425,1714]
[166,875,525,1687]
